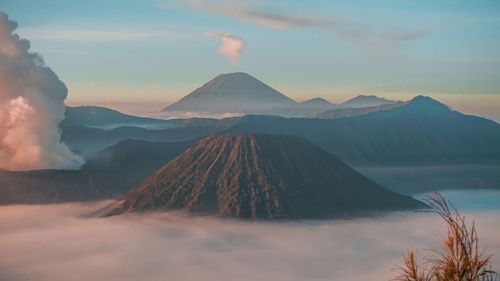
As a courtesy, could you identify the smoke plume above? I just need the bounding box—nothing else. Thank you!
[0,12,83,171]
[206,32,245,64]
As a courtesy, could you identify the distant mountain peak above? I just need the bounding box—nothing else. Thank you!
[351,94,387,100]
[215,72,253,78]
[162,73,296,114]
[340,95,397,108]
[411,95,442,104]
[406,95,452,112]
[301,97,333,105]
[356,94,378,98]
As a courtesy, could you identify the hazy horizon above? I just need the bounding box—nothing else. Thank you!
[1,0,499,122]
[65,87,500,123]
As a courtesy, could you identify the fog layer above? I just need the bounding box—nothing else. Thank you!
[0,199,499,281]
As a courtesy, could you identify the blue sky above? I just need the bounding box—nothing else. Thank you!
[1,0,499,120]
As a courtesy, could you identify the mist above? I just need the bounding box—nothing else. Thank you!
[147,110,244,120]
[1,201,499,281]
[0,12,83,171]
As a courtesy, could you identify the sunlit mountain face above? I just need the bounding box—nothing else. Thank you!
[0,1,499,281]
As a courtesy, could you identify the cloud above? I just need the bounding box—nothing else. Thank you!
[148,110,244,120]
[0,12,83,170]
[168,0,341,30]
[165,0,430,49]
[206,32,245,64]
[0,199,498,281]
[384,29,431,42]
[337,26,432,49]
[234,9,340,29]
[198,3,340,29]
[17,25,184,43]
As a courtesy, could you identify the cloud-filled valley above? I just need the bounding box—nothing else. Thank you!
[1,198,499,281]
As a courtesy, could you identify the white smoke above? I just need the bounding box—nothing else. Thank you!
[0,12,83,171]
[206,32,245,64]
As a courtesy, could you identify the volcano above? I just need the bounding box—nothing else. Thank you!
[106,134,423,219]
[162,72,296,114]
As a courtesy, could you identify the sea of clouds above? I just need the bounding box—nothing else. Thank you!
[0,199,499,281]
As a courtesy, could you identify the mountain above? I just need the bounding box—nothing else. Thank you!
[225,96,500,166]
[0,139,194,205]
[339,95,398,108]
[278,98,336,117]
[161,73,404,116]
[358,165,500,195]
[104,134,423,219]
[0,169,101,204]
[81,139,196,195]
[300,97,334,107]
[61,118,237,156]
[63,106,174,130]
[311,102,404,119]
[162,72,297,114]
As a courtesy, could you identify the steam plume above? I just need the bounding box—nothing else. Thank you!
[206,32,245,64]
[0,12,83,171]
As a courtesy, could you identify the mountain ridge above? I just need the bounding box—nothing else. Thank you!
[224,96,500,165]
[162,72,338,116]
[311,102,405,119]
[339,95,398,108]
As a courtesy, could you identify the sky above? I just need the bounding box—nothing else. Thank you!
[0,0,499,120]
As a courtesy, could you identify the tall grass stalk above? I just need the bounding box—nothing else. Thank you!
[393,192,498,281]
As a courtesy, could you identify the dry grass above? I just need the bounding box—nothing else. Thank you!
[393,192,498,281]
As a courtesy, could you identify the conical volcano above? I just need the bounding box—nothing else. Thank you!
[162,72,296,114]
[106,134,423,219]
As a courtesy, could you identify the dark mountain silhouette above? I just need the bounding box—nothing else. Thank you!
[311,102,405,119]
[63,106,173,129]
[0,169,101,204]
[63,106,238,129]
[162,72,297,114]
[358,165,500,195]
[81,139,196,195]
[61,118,237,156]
[0,139,193,204]
[225,96,500,165]
[105,134,423,219]
[61,105,241,156]
[339,95,398,108]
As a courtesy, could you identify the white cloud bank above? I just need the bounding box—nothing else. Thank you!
[0,201,498,281]
[206,32,245,64]
[0,12,83,171]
